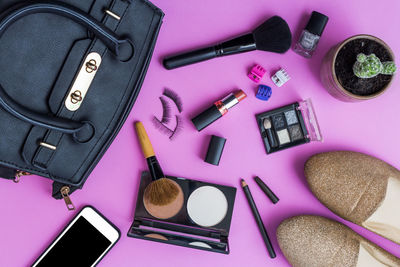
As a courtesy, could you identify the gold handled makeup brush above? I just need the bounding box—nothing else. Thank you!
[135,121,179,206]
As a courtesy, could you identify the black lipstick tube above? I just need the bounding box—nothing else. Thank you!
[191,90,246,131]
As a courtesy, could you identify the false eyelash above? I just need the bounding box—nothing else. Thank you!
[152,115,183,140]
[163,88,183,113]
[159,96,172,124]
[152,116,174,136]
[169,115,183,140]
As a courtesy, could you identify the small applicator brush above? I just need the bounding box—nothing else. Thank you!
[135,121,179,206]
[163,16,292,69]
[263,118,278,148]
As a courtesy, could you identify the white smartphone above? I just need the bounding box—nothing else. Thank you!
[32,206,120,267]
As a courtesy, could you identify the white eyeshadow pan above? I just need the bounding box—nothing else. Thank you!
[189,242,212,249]
[277,129,290,145]
[187,186,228,227]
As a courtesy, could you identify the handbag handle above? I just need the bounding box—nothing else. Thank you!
[0,1,131,137]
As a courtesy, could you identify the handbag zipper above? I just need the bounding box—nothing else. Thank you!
[60,186,76,211]
[14,171,30,183]
[13,172,76,211]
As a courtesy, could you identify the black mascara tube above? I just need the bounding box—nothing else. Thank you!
[191,90,246,131]
[241,179,276,259]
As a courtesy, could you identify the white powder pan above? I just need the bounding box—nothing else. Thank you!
[187,186,228,227]
[189,241,212,249]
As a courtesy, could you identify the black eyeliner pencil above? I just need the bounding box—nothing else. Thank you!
[241,179,276,259]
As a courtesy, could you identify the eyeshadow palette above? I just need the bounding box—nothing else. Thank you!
[128,171,236,254]
[256,99,322,154]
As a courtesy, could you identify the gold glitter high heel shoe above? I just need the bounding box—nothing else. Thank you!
[305,151,400,244]
[277,215,400,267]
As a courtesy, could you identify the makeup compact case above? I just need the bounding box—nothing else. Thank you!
[0,0,163,208]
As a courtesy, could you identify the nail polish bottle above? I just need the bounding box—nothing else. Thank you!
[294,11,329,58]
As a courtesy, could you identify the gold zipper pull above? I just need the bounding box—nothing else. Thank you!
[14,171,30,183]
[60,186,76,211]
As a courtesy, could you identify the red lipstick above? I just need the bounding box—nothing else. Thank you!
[191,89,247,131]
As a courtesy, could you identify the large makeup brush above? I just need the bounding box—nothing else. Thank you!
[135,121,179,206]
[163,16,292,70]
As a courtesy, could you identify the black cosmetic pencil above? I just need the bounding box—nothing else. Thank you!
[241,179,276,259]
[254,176,279,204]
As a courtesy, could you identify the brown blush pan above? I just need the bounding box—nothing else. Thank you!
[143,179,184,219]
[144,233,168,241]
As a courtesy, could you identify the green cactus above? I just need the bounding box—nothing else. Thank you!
[382,61,397,75]
[353,53,396,78]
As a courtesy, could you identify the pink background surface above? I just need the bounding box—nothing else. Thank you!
[1,0,400,266]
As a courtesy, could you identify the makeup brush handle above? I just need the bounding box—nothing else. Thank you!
[135,121,155,158]
[163,47,217,70]
[163,34,256,70]
[147,156,165,181]
[266,129,278,148]
[219,33,256,55]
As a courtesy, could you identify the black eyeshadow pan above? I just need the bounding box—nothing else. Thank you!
[272,114,286,130]
[288,124,303,141]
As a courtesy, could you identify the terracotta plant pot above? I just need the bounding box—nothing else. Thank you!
[320,34,395,102]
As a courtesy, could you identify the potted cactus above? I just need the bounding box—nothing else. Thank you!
[321,34,396,102]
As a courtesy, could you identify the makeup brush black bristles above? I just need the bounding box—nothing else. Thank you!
[252,16,292,53]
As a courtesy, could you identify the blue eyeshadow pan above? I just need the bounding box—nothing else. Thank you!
[284,110,298,125]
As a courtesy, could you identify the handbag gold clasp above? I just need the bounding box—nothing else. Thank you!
[85,59,98,73]
[70,90,83,104]
[65,52,102,111]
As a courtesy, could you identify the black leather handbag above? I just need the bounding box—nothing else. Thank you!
[0,0,163,209]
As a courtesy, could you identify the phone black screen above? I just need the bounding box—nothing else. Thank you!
[35,216,112,267]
